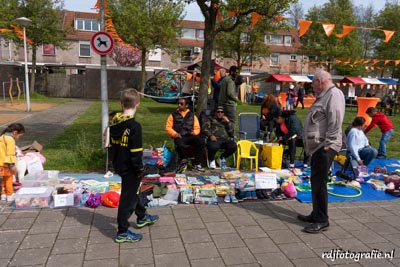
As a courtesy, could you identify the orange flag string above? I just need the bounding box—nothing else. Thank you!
[336,25,355,38]
[299,20,312,37]
[383,30,395,43]
[251,12,264,29]
[322,23,335,37]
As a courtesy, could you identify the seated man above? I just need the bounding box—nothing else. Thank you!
[273,109,309,168]
[165,97,205,172]
[346,116,378,166]
[201,106,237,169]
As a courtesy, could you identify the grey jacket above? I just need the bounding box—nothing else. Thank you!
[219,76,237,105]
[303,86,345,155]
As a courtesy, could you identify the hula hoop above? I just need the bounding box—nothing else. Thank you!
[327,181,362,198]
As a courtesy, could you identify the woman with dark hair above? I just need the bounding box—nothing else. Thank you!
[346,116,378,166]
[0,123,25,202]
[273,109,309,168]
[260,94,281,140]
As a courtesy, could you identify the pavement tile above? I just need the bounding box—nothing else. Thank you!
[352,230,388,244]
[227,215,258,227]
[267,229,301,244]
[91,215,116,230]
[247,208,278,220]
[19,233,57,249]
[185,242,220,259]
[364,242,399,258]
[119,233,152,249]
[152,237,185,255]
[278,242,317,259]
[322,225,353,240]
[357,258,396,267]
[0,217,35,231]
[176,217,206,230]
[364,222,399,235]
[58,225,91,239]
[332,218,369,231]
[0,230,27,243]
[149,225,180,239]
[332,238,370,251]
[28,220,63,234]
[254,251,294,267]
[51,238,88,254]
[218,247,257,265]
[205,221,236,235]
[35,210,67,222]
[291,257,328,267]
[382,233,400,247]
[63,214,93,226]
[361,206,395,217]
[147,206,173,215]
[212,233,246,249]
[190,257,226,267]
[172,206,199,219]
[84,242,119,261]
[201,211,229,223]
[9,247,51,266]
[379,215,400,228]
[328,208,353,220]
[0,242,19,259]
[47,253,85,267]
[219,205,250,216]
[243,237,280,254]
[83,259,120,267]
[180,229,212,243]
[236,225,268,239]
[154,252,189,267]
[8,210,39,219]
[257,218,290,231]
[299,233,335,249]
[156,214,178,226]
[120,247,154,265]
[196,205,223,214]
[351,214,383,224]
[239,201,269,210]
[88,229,115,244]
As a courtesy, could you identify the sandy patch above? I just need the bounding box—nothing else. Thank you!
[0,102,58,125]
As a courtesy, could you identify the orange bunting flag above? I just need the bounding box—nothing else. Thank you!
[217,11,222,22]
[322,24,335,37]
[372,59,380,65]
[273,16,286,24]
[363,59,371,64]
[336,59,341,63]
[383,30,395,43]
[395,60,400,66]
[251,12,264,29]
[384,60,390,65]
[299,20,312,37]
[336,25,356,38]
[0,29,12,33]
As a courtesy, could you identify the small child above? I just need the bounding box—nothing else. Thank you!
[109,89,158,243]
[103,111,117,178]
[364,107,394,159]
[0,123,25,202]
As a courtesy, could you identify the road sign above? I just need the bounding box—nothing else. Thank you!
[90,31,114,55]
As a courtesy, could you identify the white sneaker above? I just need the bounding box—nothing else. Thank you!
[103,171,114,178]
[1,195,6,201]
[6,194,15,202]
[209,160,216,169]
[193,165,205,172]
[289,164,295,168]
[224,194,231,203]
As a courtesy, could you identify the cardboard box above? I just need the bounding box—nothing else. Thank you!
[20,140,43,153]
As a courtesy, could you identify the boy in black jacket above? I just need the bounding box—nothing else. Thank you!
[109,89,158,243]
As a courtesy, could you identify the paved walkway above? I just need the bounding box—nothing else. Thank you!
[0,100,400,266]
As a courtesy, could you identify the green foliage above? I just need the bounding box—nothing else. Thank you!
[44,98,400,172]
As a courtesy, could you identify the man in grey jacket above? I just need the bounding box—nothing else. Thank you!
[219,66,239,127]
[299,70,345,234]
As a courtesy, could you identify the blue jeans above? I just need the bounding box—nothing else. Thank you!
[351,147,378,166]
[378,129,394,157]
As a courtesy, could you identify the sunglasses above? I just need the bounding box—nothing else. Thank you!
[216,111,224,113]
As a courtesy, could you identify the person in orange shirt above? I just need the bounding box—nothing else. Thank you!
[165,97,205,172]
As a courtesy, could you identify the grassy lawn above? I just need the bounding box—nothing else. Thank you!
[43,97,400,172]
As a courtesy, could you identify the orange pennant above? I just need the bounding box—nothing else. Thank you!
[336,25,356,38]
[395,60,400,66]
[384,60,390,65]
[217,10,222,22]
[322,24,335,37]
[251,12,264,29]
[299,20,312,37]
[383,30,395,43]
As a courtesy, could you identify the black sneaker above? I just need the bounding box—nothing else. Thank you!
[176,159,188,173]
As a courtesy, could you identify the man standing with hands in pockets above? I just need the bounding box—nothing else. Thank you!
[299,70,345,233]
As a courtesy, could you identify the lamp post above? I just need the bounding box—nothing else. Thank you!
[16,17,32,112]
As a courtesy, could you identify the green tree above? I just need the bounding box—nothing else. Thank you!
[13,0,68,94]
[107,0,185,92]
[374,1,400,78]
[300,0,363,74]
[190,0,296,114]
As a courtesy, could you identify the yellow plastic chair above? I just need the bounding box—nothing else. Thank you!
[236,140,259,171]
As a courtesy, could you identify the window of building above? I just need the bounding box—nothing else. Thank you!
[308,55,317,62]
[270,53,280,66]
[290,54,297,61]
[265,34,292,46]
[79,41,91,57]
[76,19,99,31]
[197,29,204,39]
[182,28,196,39]
[43,44,55,55]
[180,48,193,62]
[240,33,250,43]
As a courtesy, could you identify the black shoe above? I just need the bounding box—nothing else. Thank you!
[376,155,386,159]
[255,190,265,199]
[297,214,314,223]
[303,222,329,234]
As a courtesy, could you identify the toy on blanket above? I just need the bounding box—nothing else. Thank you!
[282,182,297,198]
